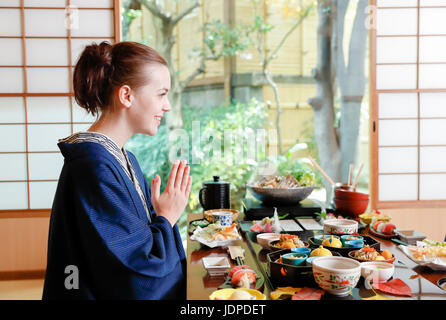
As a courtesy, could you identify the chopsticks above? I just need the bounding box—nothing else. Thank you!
[348,164,354,186]
[308,157,335,186]
[352,163,364,190]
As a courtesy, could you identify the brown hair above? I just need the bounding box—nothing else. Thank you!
[73,41,167,116]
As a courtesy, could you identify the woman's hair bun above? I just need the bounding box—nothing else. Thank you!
[73,41,114,116]
[73,41,167,116]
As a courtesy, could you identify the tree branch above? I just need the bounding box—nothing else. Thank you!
[172,0,200,26]
[138,0,172,23]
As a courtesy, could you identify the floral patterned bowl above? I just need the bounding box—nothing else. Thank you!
[323,219,358,235]
[312,256,361,296]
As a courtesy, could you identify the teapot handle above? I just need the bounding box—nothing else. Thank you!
[199,187,207,210]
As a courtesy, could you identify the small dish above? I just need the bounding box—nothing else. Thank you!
[290,247,312,255]
[256,233,281,250]
[360,261,394,283]
[202,257,231,276]
[340,235,364,245]
[269,240,309,252]
[306,256,320,266]
[209,288,266,300]
[344,240,364,248]
[348,250,395,264]
[281,253,308,266]
[314,234,340,245]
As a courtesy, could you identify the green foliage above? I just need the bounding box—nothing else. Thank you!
[125,99,268,240]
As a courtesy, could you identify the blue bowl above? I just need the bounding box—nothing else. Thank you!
[314,234,340,245]
[340,235,364,246]
[305,256,320,266]
[290,247,312,255]
[281,253,308,266]
[344,240,364,248]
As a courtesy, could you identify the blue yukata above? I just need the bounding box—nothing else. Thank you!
[42,133,186,300]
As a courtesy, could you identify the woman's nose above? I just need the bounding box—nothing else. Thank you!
[163,99,172,112]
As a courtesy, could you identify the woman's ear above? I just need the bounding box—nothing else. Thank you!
[117,85,132,109]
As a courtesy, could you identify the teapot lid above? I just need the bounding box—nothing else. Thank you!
[203,175,230,185]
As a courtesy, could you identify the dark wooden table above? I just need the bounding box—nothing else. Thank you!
[186,213,446,300]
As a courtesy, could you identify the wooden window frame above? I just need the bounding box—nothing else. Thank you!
[0,0,121,217]
[370,0,446,209]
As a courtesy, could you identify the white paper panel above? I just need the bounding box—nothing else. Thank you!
[420,8,446,35]
[27,68,70,93]
[0,97,25,123]
[27,124,71,152]
[420,92,446,117]
[0,182,28,210]
[0,154,27,181]
[379,147,418,173]
[72,99,98,123]
[25,39,68,66]
[24,9,67,37]
[28,152,64,180]
[0,9,21,36]
[376,65,417,90]
[419,64,446,89]
[376,8,418,36]
[27,97,71,123]
[0,38,23,66]
[378,93,418,119]
[72,123,92,132]
[376,37,417,64]
[420,147,446,172]
[379,174,418,201]
[378,119,418,146]
[420,174,446,200]
[29,181,57,209]
[1,1,21,6]
[0,125,26,152]
[377,0,417,6]
[70,38,112,65]
[420,0,446,5]
[420,119,446,145]
[70,0,113,8]
[419,37,446,63]
[70,10,114,37]
[24,0,66,6]
[0,68,24,93]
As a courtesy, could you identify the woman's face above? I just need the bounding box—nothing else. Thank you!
[130,63,171,136]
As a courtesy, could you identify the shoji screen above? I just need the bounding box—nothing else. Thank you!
[0,0,120,212]
[371,0,446,208]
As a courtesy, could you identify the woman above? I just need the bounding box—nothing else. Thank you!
[42,41,191,300]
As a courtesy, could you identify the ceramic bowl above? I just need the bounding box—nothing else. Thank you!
[340,235,364,245]
[360,261,394,283]
[290,247,312,255]
[306,256,320,266]
[246,185,314,205]
[204,209,239,223]
[281,253,308,266]
[256,233,281,250]
[344,240,364,248]
[314,234,340,246]
[334,188,369,200]
[323,219,358,235]
[333,198,369,217]
[312,256,361,296]
[348,250,396,264]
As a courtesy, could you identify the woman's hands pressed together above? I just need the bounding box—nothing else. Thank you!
[151,160,192,227]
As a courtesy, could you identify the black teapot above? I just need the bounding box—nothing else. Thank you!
[199,176,230,210]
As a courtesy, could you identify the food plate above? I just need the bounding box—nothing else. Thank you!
[348,249,395,264]
[308,235,380,257]
[368,225,396,239]
[398,244,446,271]
[190,223,241,248]
[209,288,266,300]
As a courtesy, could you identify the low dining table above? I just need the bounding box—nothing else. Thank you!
[186,212,446,300]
